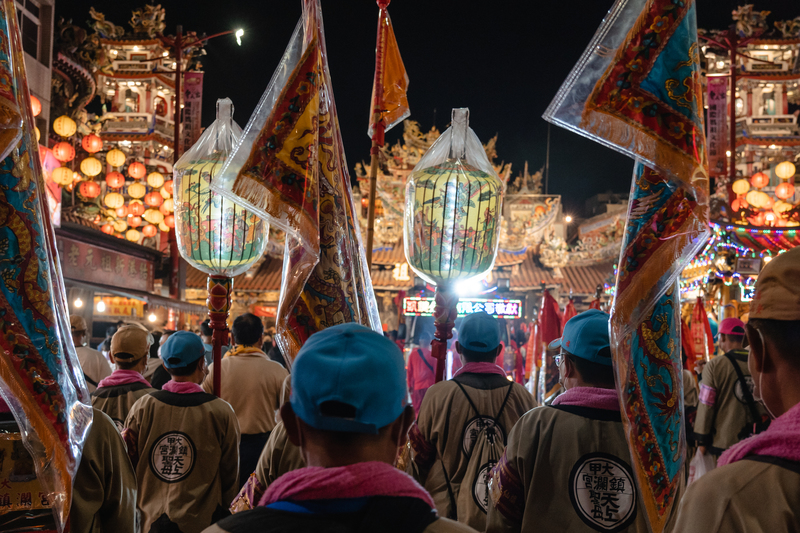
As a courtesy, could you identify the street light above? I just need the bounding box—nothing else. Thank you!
[235,29,244,46]
[565,215,573,223]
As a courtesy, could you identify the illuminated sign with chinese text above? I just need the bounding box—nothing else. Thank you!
[403,297,522,319]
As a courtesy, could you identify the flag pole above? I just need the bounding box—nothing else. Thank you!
[366,0,389,269]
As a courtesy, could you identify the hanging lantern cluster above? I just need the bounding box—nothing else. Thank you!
[732,160,798,227]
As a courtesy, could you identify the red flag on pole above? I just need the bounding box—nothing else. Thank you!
[691,297,714,363]
[539,289,562,346]
[562,298,578,324]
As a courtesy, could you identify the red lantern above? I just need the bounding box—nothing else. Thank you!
[115,205,128,218]
[78,180,101,199]
[142,224,158,238]
[30,95,41,117]
[52,142,75,162]
[732,197,745,212]
[101,223,114,235]
[128,201,145,216]
[81,134,103,154]
[128,216,142,228]
[750,171,770,189]
[128,161,146,180]
[106,171,126,189]
[144,191,163,207]
[162,180,174,195]
[164,214,175,228]
[775,182,795,200]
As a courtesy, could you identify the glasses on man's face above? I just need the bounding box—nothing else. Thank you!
[554,352,566,367]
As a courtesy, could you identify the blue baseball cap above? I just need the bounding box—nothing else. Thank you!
[458,311,501,353]
[161,331,206,369]
[550,309,612,366]
[291,323,408,435]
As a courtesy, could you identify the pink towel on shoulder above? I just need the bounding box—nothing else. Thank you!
[162,380,204,394]
[97,369,151,389]
[453,361,507,378]
[552,386,620,411]
[719,401,800,466]
[259,461,435,509]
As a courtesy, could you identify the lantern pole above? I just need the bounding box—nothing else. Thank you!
[429,285,457,382]
[207,276,232,397]
[366,0,390,269]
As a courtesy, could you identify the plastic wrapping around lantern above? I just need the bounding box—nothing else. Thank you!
[174,98,269,278]
[404,108,503,286]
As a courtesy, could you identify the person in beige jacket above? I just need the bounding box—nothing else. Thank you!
[408,312,534,531]
[203,313,288,489]
[485,310,654,533]
[674,247,800,532]
[124,331,240,533]
[71,315,111,393]
[204,323,475,533]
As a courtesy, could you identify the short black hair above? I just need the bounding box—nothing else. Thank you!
[720,333,745,345]
[749,319,800,369]
[232,313,264,346]
[200,319,213,337]
[115,354,144,370]
[149,332,162,359]
[461,345,499,364]
[166,356,203,377]
[565,349,615,388]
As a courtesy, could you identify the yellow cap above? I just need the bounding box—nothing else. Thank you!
[750,247,800,321]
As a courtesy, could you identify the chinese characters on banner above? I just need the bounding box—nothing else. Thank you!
[93,297,145,318]
[56,236,154,292]
[707,77,728,177]
[403,297,522,319]
[0,434,51,512]
[182,72,203,154]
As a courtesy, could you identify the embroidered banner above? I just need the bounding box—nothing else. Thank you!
[211,0,381,363]
[706,77,728,177]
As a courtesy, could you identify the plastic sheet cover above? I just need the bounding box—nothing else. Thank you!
[0,1,93,530]
[403,108,503,286]
[542,0,710,529]
[211,0,381,364]
[174,98,268,278]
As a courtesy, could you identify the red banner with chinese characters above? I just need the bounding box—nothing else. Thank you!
[252,305,278,318]
[707,77,728,177]
[57,237,154,292]
[182,72,203,154]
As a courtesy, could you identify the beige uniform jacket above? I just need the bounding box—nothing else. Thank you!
[71,408,138,533]
[124,389,241,533]
[76,346,112,393]
[683,369,698,409]
[408,372,535,531]
[485,404,654,533]
[142,357,162,383]
[92,381,156,432]
[695,349,765,454]
[230,420,306,513]
[674,456,800,532]
[202,348,289,435]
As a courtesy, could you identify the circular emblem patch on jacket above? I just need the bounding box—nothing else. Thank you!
[462,416,505,456]
[568,452,637,532]
[472,462,495,513]
[150,431,196,483]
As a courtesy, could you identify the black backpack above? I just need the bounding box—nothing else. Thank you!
[725,353,770,440]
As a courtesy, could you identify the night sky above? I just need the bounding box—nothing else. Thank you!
[59,0,797,217]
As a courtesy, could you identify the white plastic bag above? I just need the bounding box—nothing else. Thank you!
[687,449,715,485]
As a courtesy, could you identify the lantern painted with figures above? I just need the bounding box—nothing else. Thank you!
[174,98,268,395]
[404,108,503,381]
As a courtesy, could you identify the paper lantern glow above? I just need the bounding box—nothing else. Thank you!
[143,208,164,225]
[106,149,126,167]
[732,179,750,196]
[142,225,157,238]
[104,192,125,209]
[128,216,142,228]
[750,171,770,189]
[78,181,101,199]
[52,142,75,163]
[127,182,146,199]
[30,95,41,117]
[81,134,103,154]
[144,192,163,207]
[147,171,165,188]
[128,200,145,216]
[775,182,795,200]
[51,167,73,186]
[128,161,146,179]
[79,156,102,177]
[746,190,771,208]
[125,229,141,242]
[775,161,796,180]
[106,171,125,189]
[53,115,77,137]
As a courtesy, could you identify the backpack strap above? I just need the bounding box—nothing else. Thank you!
[439,401,458,520]
[725,353,761,425]
[83,373,98,388]
[417,349,435,374]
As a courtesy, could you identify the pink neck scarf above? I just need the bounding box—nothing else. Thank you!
[552,386,620,411]
[259,461,435,509]
[162,380,204,394]
[719,401,800,466]
[97,369,150,389]
[453,362,507,378]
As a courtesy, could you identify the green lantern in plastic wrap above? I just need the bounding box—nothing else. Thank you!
[174,98,268,396]
[404,108,503,382]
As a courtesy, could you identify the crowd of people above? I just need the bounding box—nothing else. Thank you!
[55,247,800,532]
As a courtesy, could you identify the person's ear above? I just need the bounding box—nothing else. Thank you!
[495,342,504,359]
[455,341,463,355]
[746,324,765,374]
[563,355,575,380]
[109,353,116,364]
[281,403,303,447]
